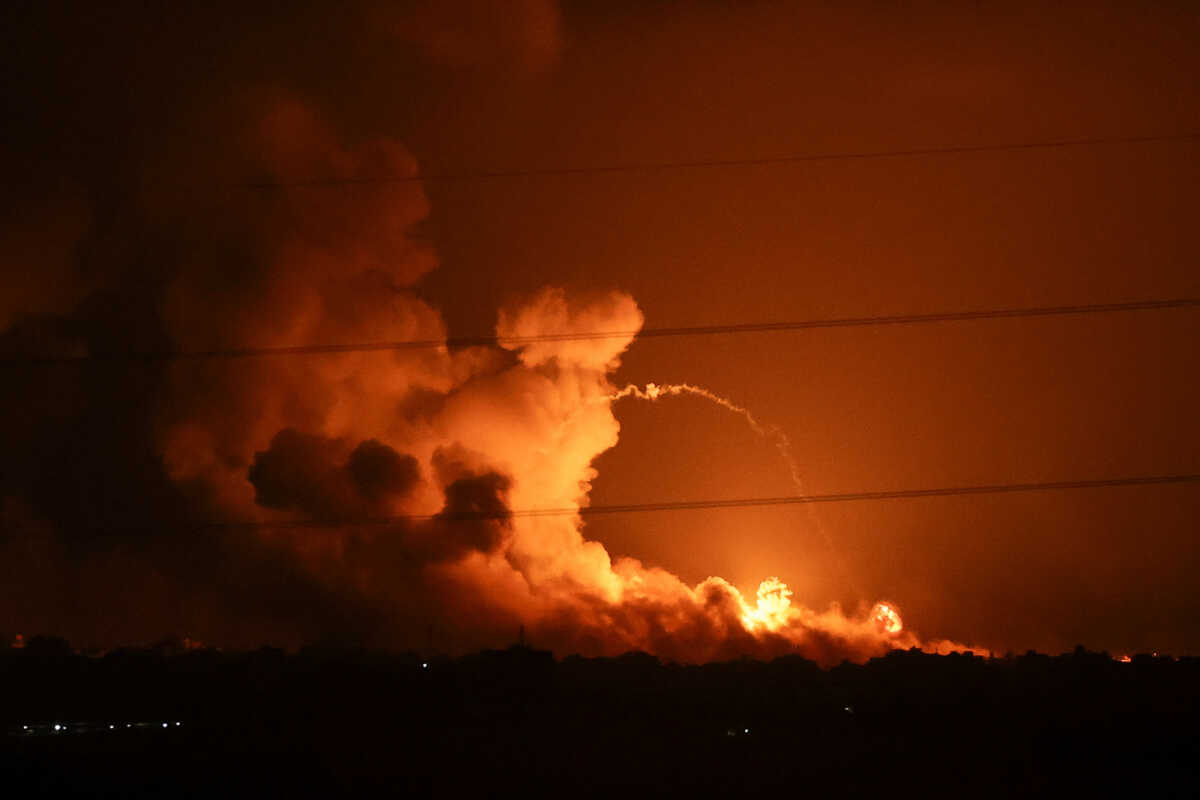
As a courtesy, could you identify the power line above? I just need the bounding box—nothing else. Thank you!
[6,297,1197,366]
[242,131,1200,188]
[202,473,1199,528]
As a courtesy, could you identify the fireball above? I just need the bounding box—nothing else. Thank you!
[742,577,794,631]
[871,602,903,635]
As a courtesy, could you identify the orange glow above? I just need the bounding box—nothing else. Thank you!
[2,0,1195,673]
[871,602,904,635]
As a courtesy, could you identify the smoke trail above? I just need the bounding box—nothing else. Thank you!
[609,382,766,435]
[609,382,858,595]
[609,383,801,493]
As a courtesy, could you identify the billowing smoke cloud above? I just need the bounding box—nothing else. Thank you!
[248,431,421,521]
[0,0,983,663]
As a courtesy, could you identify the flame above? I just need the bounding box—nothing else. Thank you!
[871,602,903,635]
[741,577,794,631]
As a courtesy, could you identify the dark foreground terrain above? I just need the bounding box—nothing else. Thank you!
[2,640,1197,797]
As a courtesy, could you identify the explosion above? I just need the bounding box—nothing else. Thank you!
[871,602,904,635]
[742,577,794,631]
[0,90,985,664]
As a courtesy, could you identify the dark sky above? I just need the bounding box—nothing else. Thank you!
[1,1,1197,659]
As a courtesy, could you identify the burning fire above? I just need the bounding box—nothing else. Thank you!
[871,602,904,635]
[742,577,794,631]
[740,579,905,644]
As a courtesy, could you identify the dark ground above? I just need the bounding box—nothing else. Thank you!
[2,639,1197,797]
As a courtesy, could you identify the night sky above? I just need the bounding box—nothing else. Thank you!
[1,1,1197,660]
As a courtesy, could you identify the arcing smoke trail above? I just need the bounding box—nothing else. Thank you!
[609,382,857,595]
[609,382,766,435]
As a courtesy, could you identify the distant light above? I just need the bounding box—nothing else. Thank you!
[109,725,115,730]
[22,725,28,730]
[844,705,854,714]
[175,722,181,726]
[126,724,132,728]
[162,722,168,728]
[743,728,749,734]
[54,724,62,731]
[422,662,428,669]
